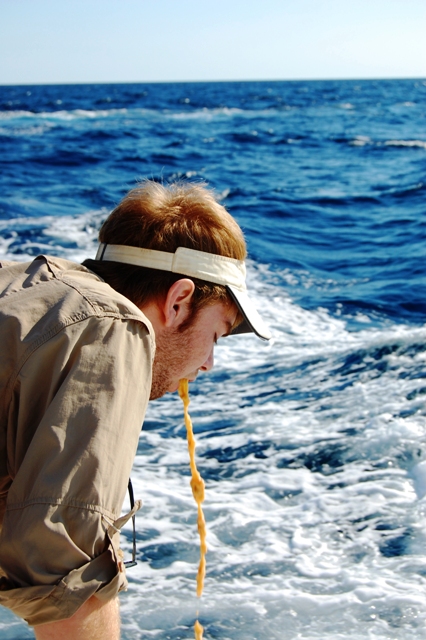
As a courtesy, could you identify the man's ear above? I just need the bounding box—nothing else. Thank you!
[163,278,195,328]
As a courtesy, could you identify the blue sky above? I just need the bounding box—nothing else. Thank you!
[1,0,425,85]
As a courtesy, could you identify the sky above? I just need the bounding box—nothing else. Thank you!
[1,0,425,85]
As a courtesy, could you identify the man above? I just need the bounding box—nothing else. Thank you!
[0,180,270,639]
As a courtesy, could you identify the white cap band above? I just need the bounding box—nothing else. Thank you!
[95,243,271,340]
[96,244,247,291]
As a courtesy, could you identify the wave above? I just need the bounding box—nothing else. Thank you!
[384,140,426,149]
[349,135,372,146]
[0,123,54,137]
[0,107,129,121]
[0,105,299,127]
[0,209,105,263]
[339,135,426,150]
[126,266,426,638]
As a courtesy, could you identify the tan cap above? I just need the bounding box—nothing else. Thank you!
[95,243,271,340]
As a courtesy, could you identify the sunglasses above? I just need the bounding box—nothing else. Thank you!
[124,478,137,568]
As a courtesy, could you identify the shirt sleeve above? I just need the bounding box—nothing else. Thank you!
[0,315,153,626]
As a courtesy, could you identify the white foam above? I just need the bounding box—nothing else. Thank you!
[0,209,104,263]
[384,140,426,149]
[350,135,372,146]
[132,259,426,636]
[410,461,426,499]
[0,108,129,121]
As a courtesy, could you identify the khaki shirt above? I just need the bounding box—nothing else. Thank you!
[0,256,155,625]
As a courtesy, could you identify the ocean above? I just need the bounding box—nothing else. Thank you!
[0,79,425,639]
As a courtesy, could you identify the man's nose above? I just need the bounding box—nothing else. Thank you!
[200,348,214,372]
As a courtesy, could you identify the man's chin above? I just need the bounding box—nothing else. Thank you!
[149,384,170,401]
[149,380,179,400]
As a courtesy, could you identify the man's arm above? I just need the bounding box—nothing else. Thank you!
[0,315,153,625]
[34,596,120,640]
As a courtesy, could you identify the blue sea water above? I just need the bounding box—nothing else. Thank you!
[0,79,425,639]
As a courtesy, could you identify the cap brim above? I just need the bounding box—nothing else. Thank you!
[227,285,271,340]
[95,243,271,340]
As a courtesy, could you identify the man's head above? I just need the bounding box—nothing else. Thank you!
[84,180,270,398]
[91,180,247,322]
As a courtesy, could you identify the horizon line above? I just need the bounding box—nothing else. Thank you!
[1,76,425,88]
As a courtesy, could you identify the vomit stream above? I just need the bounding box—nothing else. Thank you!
[194,618,204,640]
[178,379,206,639]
